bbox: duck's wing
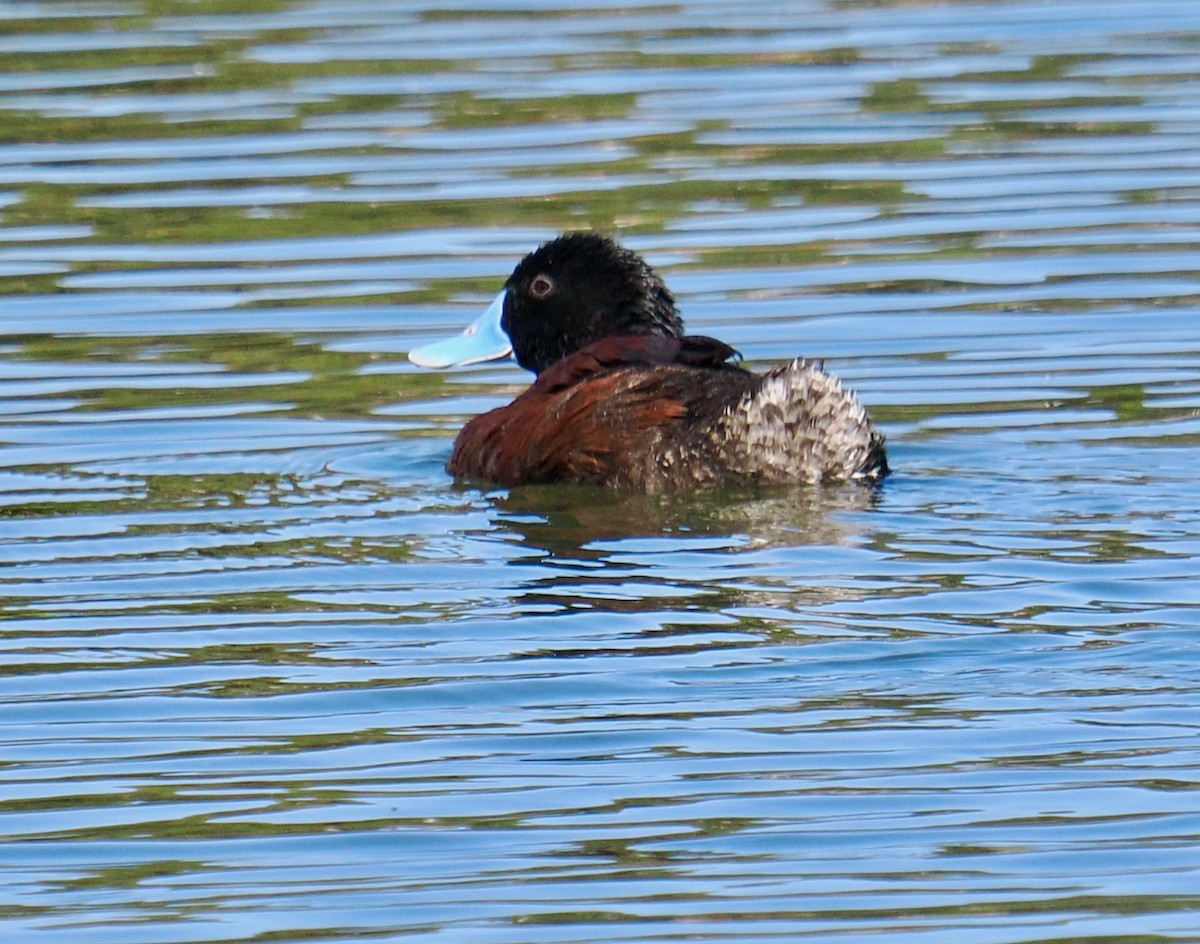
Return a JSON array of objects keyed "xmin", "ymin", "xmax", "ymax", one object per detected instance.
[
  {"xmin": 447, "ymin": 339, "xmax": 750, "ymax": 488},
  {"xmin": 528, "ymin": 333, "xmax": 738, "ymax": 395}
]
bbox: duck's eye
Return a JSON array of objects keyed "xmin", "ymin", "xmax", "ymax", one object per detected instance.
[{"xmin": 529, "ymin": 274, "xmax": 554, "ymax": 299}]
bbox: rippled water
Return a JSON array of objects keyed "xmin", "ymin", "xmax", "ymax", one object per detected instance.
[{"xmin": 3, "ymin": 1, "xmax": 1200, "ymax": 941}]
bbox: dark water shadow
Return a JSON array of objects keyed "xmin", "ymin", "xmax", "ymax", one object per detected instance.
[{"xmin": 484, "ymin": 479, "xmax": 885, "ymax": 559}]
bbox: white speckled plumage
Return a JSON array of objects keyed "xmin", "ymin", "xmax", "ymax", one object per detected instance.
[{"xmin": 714, "ymin": 359, "xmax": 884, "ymax": 485}]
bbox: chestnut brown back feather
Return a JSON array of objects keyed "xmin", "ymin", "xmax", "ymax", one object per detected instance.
[{"xmin": 449, "ymin": 366, "xmax": 696, "ymax": 486}]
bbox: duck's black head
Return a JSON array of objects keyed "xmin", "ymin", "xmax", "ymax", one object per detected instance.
[
  {"xmin": 409, "ymin": 232, "xmax": 683, "ymax": 376},
  {"xmin": 502, "ymin": 232, "xmax": 682, "ymax": 374}
]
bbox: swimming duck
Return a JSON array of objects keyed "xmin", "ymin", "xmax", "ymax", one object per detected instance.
[{"xmin": 409, "ymin": 232, "xmax": 887, "ymax": 491}]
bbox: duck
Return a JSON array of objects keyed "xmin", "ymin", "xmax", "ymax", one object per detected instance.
[{"xmin": 409, "ymin": 232, "xmax": 887, "ymax": 492}]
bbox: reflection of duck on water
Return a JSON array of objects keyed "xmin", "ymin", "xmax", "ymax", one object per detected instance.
[
  {"xmin": 411, "ymin": 232, "xmax": 887, "ymax": 492},
  {"xmin": 490, "ymin": 482, "xmax": 883, "ymax": 559},
  {"xmin": 479, "ymin": 485, "xmax": 884, "ymax": 632}
]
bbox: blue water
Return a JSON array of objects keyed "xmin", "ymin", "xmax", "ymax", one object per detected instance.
[{"xmin": 2, "ymin": 1, "xmax": 1200, "ymax": 941}]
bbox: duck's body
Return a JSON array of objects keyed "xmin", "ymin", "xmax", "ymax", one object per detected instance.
[{"xmin": 410, "ymin": 233, "xmax": 887, "ymax": 492}]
